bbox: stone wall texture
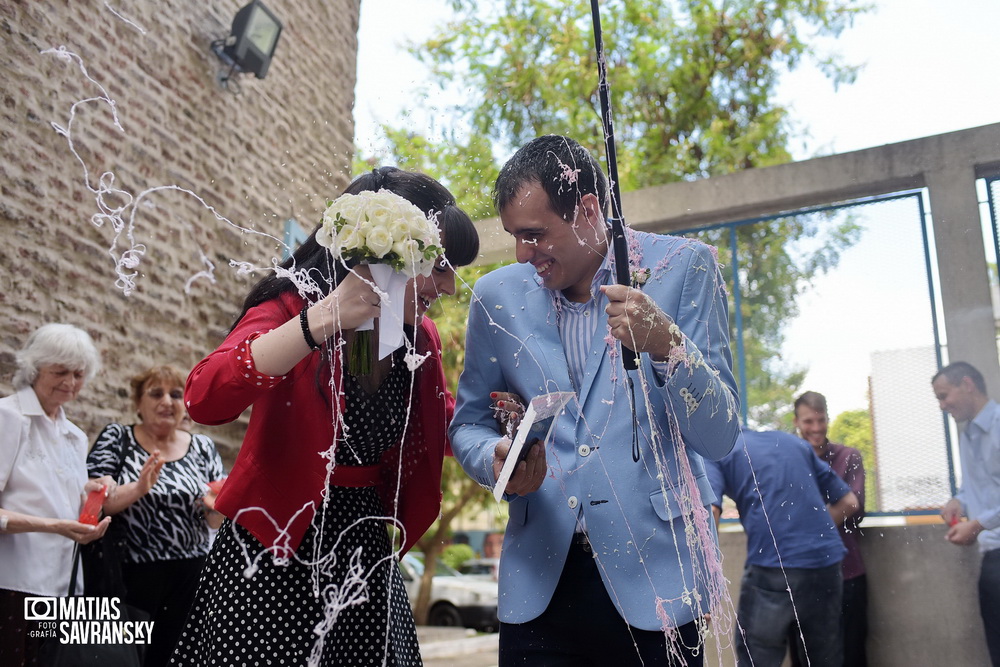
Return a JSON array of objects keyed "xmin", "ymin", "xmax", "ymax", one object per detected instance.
[{"xmin": 0, "ymin": 0, "xmax": 360, "ymax": 462}]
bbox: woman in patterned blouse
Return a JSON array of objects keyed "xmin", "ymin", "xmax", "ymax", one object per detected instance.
[{"xmin": 87, "ymin": 365, "xmax": 224, "ymax": 667}]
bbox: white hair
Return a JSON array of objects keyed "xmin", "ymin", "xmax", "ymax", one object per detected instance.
[{"xmin": 13, "ymin": 323, "xmax": 101, "ymax": 389}]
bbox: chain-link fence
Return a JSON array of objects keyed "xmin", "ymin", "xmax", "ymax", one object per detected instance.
[{"xmin": 683, "ymin": 192, "xmax": 954, "ymax": 514}]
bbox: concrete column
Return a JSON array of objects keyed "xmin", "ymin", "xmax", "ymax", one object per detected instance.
[{"xmin": 926, "ymin": 167, "xmax": 1000, "ymax": 395}]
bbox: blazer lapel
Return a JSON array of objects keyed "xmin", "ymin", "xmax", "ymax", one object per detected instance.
[
  {"xmin": 575, "ymin": 309, "xmax": 615, "ymax": 411},
  {"xmin": 523, "ymin": 286, "xmax": 575, "ymax": 399}
]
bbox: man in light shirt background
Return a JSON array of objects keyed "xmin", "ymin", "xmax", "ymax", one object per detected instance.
[{"xmin": 932, "ymin": 361, "xmax": 1000, "ymax": 667}]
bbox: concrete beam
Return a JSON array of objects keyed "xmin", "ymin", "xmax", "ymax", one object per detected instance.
[
  {"xmin": 474, "ymin": 123, "xmax": 1000, "ymax": 392},
  {"xmin": 477, "ymin": 123, "xmax": 1000, "ymax": 263}
]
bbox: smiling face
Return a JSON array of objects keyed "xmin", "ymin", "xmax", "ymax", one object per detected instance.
[
  {"xmin": 932, "ymin": 375, "xmax": 984, "ymax": 422},
  {"xmin": 500, "ymin": 181, "xmax": 608, "ymax": 303},
  {"xmin": 403, "ymin": 257, "xmax": 458, "ymax": 325},
  {"xmin": 136, "ymin": 380, "xmax": 185, "ymax": 433},
  {"xmin": 33, "ymin": 364, "xmax": 85, "ymax": 417},
  {"xmin": 793, "ymin": 404, "xmax": 829, "ymax": 452}
]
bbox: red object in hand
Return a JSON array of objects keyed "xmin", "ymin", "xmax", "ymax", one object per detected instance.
[
  {"xmin": 79, "ymin": 485, "xmax": 106, "ymax": 525},
  {"xmin": 949, "ymin": 516, "xmax": 960, "ymax": 527},
  {"xmin": 206, "ymin": 478, "xmax": 227, "ymax": 495}
]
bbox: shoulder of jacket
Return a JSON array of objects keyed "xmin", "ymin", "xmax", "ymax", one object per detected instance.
[
  {"xmin": 475, "ymin": 263, "xmax": 534, "ymax": 291},
  {"xmin": 641, "ymin": 232, "xmax": 714, "ymax": 261}
]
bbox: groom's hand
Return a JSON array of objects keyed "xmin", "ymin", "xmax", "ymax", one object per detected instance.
[
  {"xmin": 601, "ymin": 284, "xmax": 681, "ymax": 360},
  {"xmin": 493, "ymin": 437, "xmax": 546, "ymax": 496}
]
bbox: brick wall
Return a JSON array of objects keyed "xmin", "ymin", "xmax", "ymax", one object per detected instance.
[{"xmin": 0, "ymin": 0, "xmax": 360, "ymax": 462}]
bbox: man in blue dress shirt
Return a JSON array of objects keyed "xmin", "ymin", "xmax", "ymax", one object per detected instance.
[{"xmin": 705, "ymin": 429, "xmax": 859, "ymax": 667}]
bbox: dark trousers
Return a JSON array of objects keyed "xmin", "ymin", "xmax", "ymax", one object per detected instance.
[
  {"xmin": 737, "ymin": 563, "xmax": 842, "ymax": 667},
  {"xmin": 499, "ymin": 542, "xmax": 703, "ymax": 666},
  {"xmin": 0, "ymin": 589, "xmax": 41, "ymax": 667},
  {"xmin": 122, "ymin": 556, "xmax": 205, "ymax": 667},
  {"xmin": 841, "ymin": 574, "xmax": 868, "ymax": 667},
  {"xmin": 790, "ymin": 573, "xmax": 868, "ymax": 667},
  {"xmin": 981, "ymin": 548, "xmax": 1000, "ymax": 667}
]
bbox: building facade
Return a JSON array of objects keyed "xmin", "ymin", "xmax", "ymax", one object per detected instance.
[{"xmin": 0, "ymin": 0, "xmax": 360, "ymax": 457}]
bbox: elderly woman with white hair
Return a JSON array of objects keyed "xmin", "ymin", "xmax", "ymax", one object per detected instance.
[{"xmin": 0, "ymin": 323, "xmax": 113, "ymax": 666}]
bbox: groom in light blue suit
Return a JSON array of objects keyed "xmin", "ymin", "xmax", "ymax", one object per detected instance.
[{"xmin": 450, "ymin": 135, "xmax": 741, "ymax": 666}]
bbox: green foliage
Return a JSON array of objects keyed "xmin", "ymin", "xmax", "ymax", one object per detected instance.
[
  {"xmin": 356, "ymin": 130, "xmax": 498, "ymax": 221},
  {"xmin": 428, "ymin": 263, "xmax": 504, "ymax": 392},
  {"xmin": 829, "ymin": 408, "xmax": 878, "ymax": 511},
  {"xmin": 442, "ymin": 543, "xmax": 476, "ymax": 570},
  {"xmin": 410, "ymin": 262, "xmax": 510, "ymax": 622},
  {"xmin": 413, "ymin": 0, "xmax": 867, "ymax": 184},
  {"xmin": 366, "ymin": 0, "xmax": 870, "ymax": 429},
  {"xmin": 429, "ymin": 263, "xmax": 508, "ymax": 517},
  {"xmin": 701, "ymin": 210, "xmax": 863, "ymax": 427}
]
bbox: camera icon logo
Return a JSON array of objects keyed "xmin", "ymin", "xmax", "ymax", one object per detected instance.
[{"xmin": 24, "ymin": 597, "xmax": 57, "ymax": 621}]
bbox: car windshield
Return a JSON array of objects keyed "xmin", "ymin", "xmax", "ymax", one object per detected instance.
[
  {"xmin": 460, "ymin": 562, "xmax": 495, "ymax": 575},
  {"xmin": 404, "ymin": 554, "xmax": 461, "ymax": 577}
]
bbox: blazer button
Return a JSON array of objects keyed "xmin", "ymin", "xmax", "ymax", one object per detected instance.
[
  {"xmin": 567, "ymin": 496, "xmax": 579, "ymax": 509},
  {"xmin": 578, "ymin": 444, "xmax": 591, "ymax": 457}
]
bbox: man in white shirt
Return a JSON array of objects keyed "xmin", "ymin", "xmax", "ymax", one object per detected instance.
[{"xmin": 932, "ymin": 361, "xmax": 1000, "ymax": 666}]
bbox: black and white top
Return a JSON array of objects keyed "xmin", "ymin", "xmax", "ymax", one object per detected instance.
[{"xmin": 87, "ymin": 423, "xmax": 224, "ymax": 564}]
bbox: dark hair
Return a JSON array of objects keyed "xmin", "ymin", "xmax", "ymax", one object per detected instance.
[
  {"xmin": 438, "ymin": 203, "xmax": 479, "ymax": 268},
  {"xmin": 933, "ymin": 361, "xmax": 987, "ymax": 394},
  {"xmin": 233, "ymin": 167, "xmax": 478, "ymax": 329},
  {"xmin": 794, "ymin": 391, "xmax": 828, "ymax": 416},
  {"xmin": 493, "ymin": 135, "xmax": 608, "ymax": 222}
]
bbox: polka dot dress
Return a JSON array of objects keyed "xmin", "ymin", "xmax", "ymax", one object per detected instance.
[{"xmin": 170, "ymin": 351, "xmax": 421, "ymax": 666}]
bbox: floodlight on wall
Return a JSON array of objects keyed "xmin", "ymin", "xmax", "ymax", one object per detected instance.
[{"xmin": 210, "ymin": 0, "xmax": 282, "ymax": 88}]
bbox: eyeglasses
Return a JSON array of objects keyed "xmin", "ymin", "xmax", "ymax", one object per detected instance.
[{"xmin": 146, "ymin": 388, "xmax": 184, "ymax": 401}]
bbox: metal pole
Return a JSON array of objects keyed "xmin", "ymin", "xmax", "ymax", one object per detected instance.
[{"xmin": 590, "ymin": 0, "xmax": 638, "ymax": 371}]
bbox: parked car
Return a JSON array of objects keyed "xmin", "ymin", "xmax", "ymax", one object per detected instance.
[
  {"xmin": 399, "ymin": 553, "xmax": 499, "ymax": 632},
  {"xmin": 457, "ymin": 557, "xmax": 500, "ymax": 581}
]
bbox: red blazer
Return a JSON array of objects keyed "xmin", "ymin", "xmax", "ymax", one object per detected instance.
[{"xmin": 185, "ymin": 290, "xmax": 453, "ymax": 558}]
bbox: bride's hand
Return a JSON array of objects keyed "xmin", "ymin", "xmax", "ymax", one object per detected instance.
[{"xmin": 316, "ymin": 267, "xmax": 382, "ymax": 332}]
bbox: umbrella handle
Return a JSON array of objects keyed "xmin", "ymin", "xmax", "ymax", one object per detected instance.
[{"xmin": 591, "ymin": 0, "xmax": 638, "ymax": 371}]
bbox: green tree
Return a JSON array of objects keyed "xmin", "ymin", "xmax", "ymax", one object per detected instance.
[
  {"xmin": 355, "ymin": 131, "xmax": 498, "ymax": 221},
  {"xmin": 829, "ymin": 408, "xmax": 878, "ymax": 511},
  {"xmin": 442, "ymin": 543, "xmax": 476, "ymax": 570},
  {"xmin": 412, "ymin": 0, "xmax": 866, "ymax": 182},
  {"xmin": 382, "ymin": 0, "xmax": 868, "ymax": 427},
  {"xmin": 713, "ymin": 208, "xmax": 862, "ymax": 427}
]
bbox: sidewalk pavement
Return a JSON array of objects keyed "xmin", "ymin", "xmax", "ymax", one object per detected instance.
[{"xmin": 416, "ymin": 626, "xmax": 499, "ymax": 660}]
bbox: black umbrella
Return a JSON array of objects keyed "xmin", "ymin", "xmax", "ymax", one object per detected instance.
[
  {"xmin": 589, "ymin": 0, "xmax": 637, "ymax": 372},
  {"xmin": 590, "ymin": 0, "xmax": 640, "ymax": 461}
]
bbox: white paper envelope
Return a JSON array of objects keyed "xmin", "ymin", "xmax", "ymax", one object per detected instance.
[{"xmin": 493, "ymin": 391, "xmax": 575, "ymax": 502}]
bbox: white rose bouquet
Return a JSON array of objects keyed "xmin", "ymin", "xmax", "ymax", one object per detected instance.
[{"xmin": 316, "ymin": 189, "xmax": 443, "ymax": 375}]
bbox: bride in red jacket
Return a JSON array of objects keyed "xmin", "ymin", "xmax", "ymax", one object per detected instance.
[{"xmin": 172, "ymin": 167, "xmax": 479, "ymax": 667}]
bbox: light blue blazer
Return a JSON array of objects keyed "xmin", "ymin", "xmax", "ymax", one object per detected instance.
[{"xmin": 450, "ymin": 231, "xmax": 740, "ymax": 631}]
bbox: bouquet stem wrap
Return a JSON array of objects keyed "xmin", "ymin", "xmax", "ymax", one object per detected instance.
[{"xmin": 350, "ymin": 264, "xmax": 409, "ymax": 375}]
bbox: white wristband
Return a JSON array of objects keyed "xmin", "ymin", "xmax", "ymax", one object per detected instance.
[{"xmin": 0, "ymin": 515, "xmax": 8, "ymax": 532}]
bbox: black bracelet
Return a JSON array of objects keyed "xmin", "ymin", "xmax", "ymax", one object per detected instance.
[{"xmin": 299, "ymin": 306, "xmax": 322, "ymax": 351}]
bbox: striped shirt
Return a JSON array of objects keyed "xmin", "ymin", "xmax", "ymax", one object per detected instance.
[
  {"xmin": 553, "ymin": 251, "xmax": 677, "ymax": 393},
  {"xmin": 555, "ymin": 254, "xmax": 613, "ymax": 392}
]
